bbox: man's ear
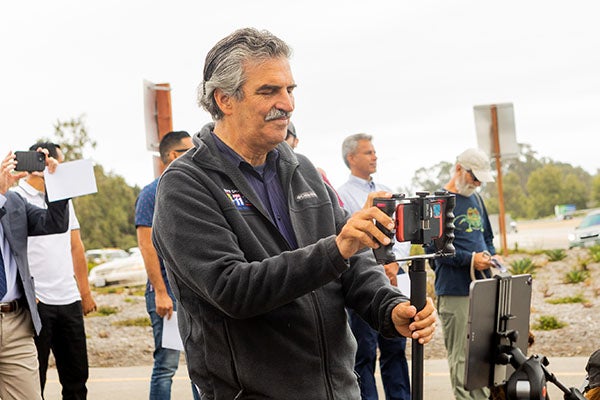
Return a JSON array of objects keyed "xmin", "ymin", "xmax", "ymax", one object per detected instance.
[{"xmin": 213, "ymin": 88, "xmax": 233, "ymax": 116}]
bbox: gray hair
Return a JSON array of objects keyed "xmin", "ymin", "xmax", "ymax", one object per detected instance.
[
  {"xmin": 197, "ymin": 28, "xmax": 292, "ymax": 120},
  {"xmin": 341, "ymin": 133, "xmax": 372, "ymax": 168}
]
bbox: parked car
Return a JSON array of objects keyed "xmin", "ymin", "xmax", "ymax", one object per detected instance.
[
  {"xmin": 568, "ymin": 210, "xmax": 600, "ymax": 248},
  {"xmin": 85, "ymin": 248, "xmax": 130, "ymax": 266},
  {"xmin": 89, "ymin": 254, "xmax": 147, "ymax": 287}
]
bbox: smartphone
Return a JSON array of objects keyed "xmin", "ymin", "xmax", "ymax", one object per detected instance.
[{"xmin": 14, "ymin": 151, "xmax": 46, "ymax": 172}]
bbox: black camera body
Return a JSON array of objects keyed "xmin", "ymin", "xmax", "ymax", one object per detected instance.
[
  {"xmin": 372, "ymin": 191, "xmax": 456, "ymax": 264},
  {"xmin": 14, "ymin": 151, "xmax": 46, "ymax": 172}
]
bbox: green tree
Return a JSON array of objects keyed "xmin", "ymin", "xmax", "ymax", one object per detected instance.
[
  {"xmin": 525, "ymin": 163, "xmax": 590, "ymax": 219},
  {"xmin": 50, "ymin": 116, "xmax": 138, "ymax": 250},
  {"xmin": 591, "ymin": 173, "xmax": 600, "ymax": 207},
  {"xmin": 73, "ymin": 165, "xmax": 140, "ymax": 250},
  {"xmin": 405, "ymin": 161, "xmax": 453, "ymax": 195},
  {"xmin": 53, "ymin": 114, "xmax": 97, "ymax": 161}
]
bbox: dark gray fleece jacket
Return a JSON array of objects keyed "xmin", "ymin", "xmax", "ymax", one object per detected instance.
[{"xmin": 152, "ymin": 123, "xmax": 409, "ymax": 400}]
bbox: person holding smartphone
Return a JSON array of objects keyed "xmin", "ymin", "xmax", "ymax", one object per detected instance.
[
  {"xmin": 0, "ymin": 149, "xmax": 69, "ymax": 400},
  {"xmin": 151, "ymin": 28, "xmax": 437, "ymax": 399},
  {"xmin": 12, "ymin": 142, "xmax": 96, "ymax": 399}
]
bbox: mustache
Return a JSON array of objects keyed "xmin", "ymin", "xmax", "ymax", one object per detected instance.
[{"xmin": 265, "ymin": 108, "xmax": 291, "ymax": 121}]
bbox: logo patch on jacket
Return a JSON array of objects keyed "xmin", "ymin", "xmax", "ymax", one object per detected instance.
[
  {"xmin": 224, "ymin": 188, "xmax": 253, "ymax": 210},
  {"xmin": 295, "ymin": 191, "xmax": 318, "ymax": 201}
]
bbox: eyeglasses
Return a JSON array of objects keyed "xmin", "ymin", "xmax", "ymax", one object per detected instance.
[{"xmin": 466, "ymin": 169, "xmax": 480, "ymax": 183}]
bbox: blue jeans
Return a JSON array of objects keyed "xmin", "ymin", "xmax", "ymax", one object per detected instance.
[
  {"xmin": 348, "ymin": 309, "xmax": 410, "ymax": 400},
  {"xmin": 146, "ymin": 290, "xmax": 200, "ymax": 400}
]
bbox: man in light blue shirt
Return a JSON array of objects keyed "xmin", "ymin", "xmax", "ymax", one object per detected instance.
[{"xmin": 337, "ymin": 133, "xmax": 411, "ymax": 400}]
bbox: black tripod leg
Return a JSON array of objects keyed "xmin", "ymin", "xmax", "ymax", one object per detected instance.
[{"xmin": 409, "ymin": 258, "xmax": 427, "ymax": 400}]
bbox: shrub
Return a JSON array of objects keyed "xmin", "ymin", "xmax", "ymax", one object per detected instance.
[
  {"xmin": 546, "ymin": 293, "xmax": 587, "ymax": 304},
  {"xmin": 93, "ymin": 286, "xmax": 125, "ymax": 295},
  {"xmin": 544, "ymin": 249, "xmax": 566, "ymax": 261},
  {"xmin": 564, "ymin": 269, "xmax": 590, "ymax": 284},
  {"xmin": 112, "ymin": 317, "xmax": 151, "ymax": 327},
  {"xmin": 532, "ymin": 315, "xmax": 566, "ymax": 331},
  {"xmin": 90, "ymin": 305, "xmax": 119, "ymax": 317},
  {"xmin": 589, "ymin": 245, "xmax": 600, "ymax": 262},
  {"xmin": 509, "ymin": 258, "xmax": 536, "ymax": 276}
]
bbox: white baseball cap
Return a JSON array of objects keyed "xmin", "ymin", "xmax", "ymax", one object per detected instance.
[{"xmin": 457, "ymin": 148, "xmax": 494, "ymax": 183}]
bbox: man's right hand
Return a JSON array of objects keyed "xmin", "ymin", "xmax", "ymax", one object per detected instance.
[
  {"xmin": 1, "ymin": 152, "xmax": 26, "ymax": 194},
  {"xmin": 155, "ymin": 291, "xmax": 174, "ymax": 319},
  {"xmin": 335, "ymin": 191, "xmax": 395, "ymax": 259}
]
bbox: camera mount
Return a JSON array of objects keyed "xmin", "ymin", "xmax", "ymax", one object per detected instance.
[
  {"xmin": 372, "ymin": 191, "xmax": 456, "ymax": 400},
  {"xmin": 467, "ymin": 274, "xmax": 586, "ymax": 400}
]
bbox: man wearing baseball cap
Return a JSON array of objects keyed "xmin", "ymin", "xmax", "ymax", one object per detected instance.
[{"xmin": 426, "ymin": 147, "xmax": 504, "ymax": 399}]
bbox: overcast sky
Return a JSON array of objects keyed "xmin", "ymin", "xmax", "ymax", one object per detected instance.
[{"xmin": 2, "ymin": 1, "xmax": 599, "ymax": 192}]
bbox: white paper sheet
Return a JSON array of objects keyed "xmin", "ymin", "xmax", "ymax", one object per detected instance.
[
  {"xmin": 397, "ymin": 273, "xmax": 411, "ymax": 298},
  {"xmin": 162, "ymin": 311, "xmax": 184, "ymax": 351},
  {"xmin": 44, "ymin": 159, "xmax": 97, "ymax": 202}
]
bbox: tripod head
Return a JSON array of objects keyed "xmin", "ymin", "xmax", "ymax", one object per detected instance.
[{"xmin": 466, "ymin": 274, "xmax": 586, "ymax": 400}]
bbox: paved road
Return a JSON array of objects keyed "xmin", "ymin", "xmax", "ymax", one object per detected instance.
[
  {"xmin": 44, "ymin": 218, "xmax": 589, "ymax": 399},
  {"xmin": 44, "ymin": 356, "xmax": 589, "ymax": 399},
  {"xmin": 494, "ymin": 217, "xmax": 581, "ymax": 251}
]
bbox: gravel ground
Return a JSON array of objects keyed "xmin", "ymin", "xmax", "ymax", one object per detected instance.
[{"xmin": 83, "ymin": 248, "xmax": 600, "ymax": 368}]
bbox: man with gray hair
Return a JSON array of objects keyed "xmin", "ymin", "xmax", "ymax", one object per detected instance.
[
  {"xmin": 338, "ymin": 133, "xmax": 411, "ymax": 400},
  {"xmin": 152, "ymin": 28, "xmax": 437, "ymax": 399}
]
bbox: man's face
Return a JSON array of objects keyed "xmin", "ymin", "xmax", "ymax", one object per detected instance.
[
  {"xmin": 348, "ymin": 139, "xmax": 377, "ymax": 179},
  {"xmin": 455, "ymin": 165, "xmax": 480, "ymax": 197},
  {"xmin": 167, "ymin": 137, "xmax": 194, "ymax": 165},
  {"xmin": 227, "ymin": 57, "xmax": 296, "ymax": 152}
]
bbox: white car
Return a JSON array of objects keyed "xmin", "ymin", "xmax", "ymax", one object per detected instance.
[
  {"xmin": 85, "ymin": 248, "xmax": 130, "ymax": 266},
  {"xmin": 568, "ymin": 210, "xmax": 600, "ymax": 248},
  {"xmin": 89, "ymin": 254, "xmax": 147, "ymax": 287}
]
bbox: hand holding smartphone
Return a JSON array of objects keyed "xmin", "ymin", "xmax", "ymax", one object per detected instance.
[{"xmin": 14, "ymin": 151, "xmax": 46, "ymax": 172}]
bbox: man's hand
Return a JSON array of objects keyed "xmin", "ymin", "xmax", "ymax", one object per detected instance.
[
  {"xmin": 0, "ymin": 152, "xmax": 26, "ymax": 194},
  {"xmin": 473, "ymin": 251, "xmax": 505, "ymax": 271},
  {"xmin": 391, "ymin": 297, "xmax": 437, "ymax": 344},
  {"xmin": 80, "ymin": 292, "xmax": 97, "ymax": 315},
  {"xmin": 42, "ymin": 148, "xmax": 59, "ymax": 174},
  {"xmin": 335, "ymin": 191, "xmax": 394, "ymax": 259},
  {"xmin": 384, "ymin": 262, "xmax": 399, "ymax": 286},
  {"xmin": 155, "ymin": 291, "xmax": 174, "ymax": 319}
]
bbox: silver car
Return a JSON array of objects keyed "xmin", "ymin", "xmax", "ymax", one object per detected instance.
[
  {"xmin": 568, "ymin": 210, "xmax": 600, "ymax": 248},
  {"xmin": 89, "ymin": 254, "xmax": 147, "ymax": 287}
]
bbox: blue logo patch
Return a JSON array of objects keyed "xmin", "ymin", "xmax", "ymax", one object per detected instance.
[{"xmin": 224, "ymin": 189, "xmax": 253, "ymax": 211}]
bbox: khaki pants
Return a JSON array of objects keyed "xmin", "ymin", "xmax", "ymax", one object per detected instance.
[
  {"xmin": 438, "ymin": 295, "xmax": 489, "ymax": 400},
  {"xmin": 0, "ymin": 307, "xmax": 42, "ymax": 400}
]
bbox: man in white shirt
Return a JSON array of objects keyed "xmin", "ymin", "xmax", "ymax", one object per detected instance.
[
  {"xmin": 337, "ymin": 133, "xmax": 411, "ymax": 400},
  {"xmin": 12, "ymin": 142, "xmax": 96, "ymax": 399}
]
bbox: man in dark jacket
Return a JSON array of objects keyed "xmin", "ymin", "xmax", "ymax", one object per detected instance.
[
  {"xmin": 0, "ymin": 150, "xmax": 69, "ymax": 400},
  {"xmin": 152, "ymin": 27, "xmax": 437, "ymax": 400}
]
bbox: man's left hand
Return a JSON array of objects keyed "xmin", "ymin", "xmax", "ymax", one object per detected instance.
[
  {"xmin": 391, "ymin": 297, "xmax": 437, "ymax": 344},
  {"xmin": 81, "ymin": 292, "xmax": 97, "ymax": 315}
]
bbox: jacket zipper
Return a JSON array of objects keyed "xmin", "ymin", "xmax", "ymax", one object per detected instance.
[{"xmin": 310, "ymin": 291, "xmax": 335, "ymax": 400}]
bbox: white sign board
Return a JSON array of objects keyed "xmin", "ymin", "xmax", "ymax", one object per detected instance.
[
  {"xmin": 45, "ymin": 159, "xmax": 98, "ymax": 202},
  {"xmin": 473, "ymin": 103, "xmax": 519, "ymax": 159}
]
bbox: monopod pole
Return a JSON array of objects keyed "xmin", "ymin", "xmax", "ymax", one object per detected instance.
[{"xmin": 409, "ymin": 258, "xmax": 427, "ymax": 400}]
